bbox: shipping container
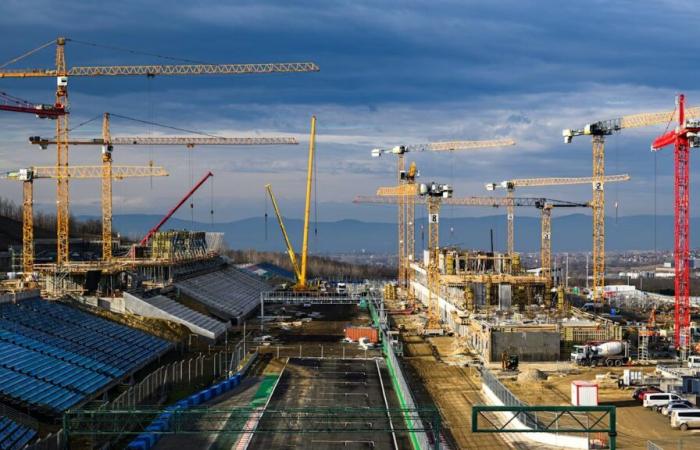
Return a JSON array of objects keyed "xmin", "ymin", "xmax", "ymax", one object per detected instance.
[
  {"xmin": 571, "ymin": 381, "xmax": 598, "ymax": 406},
  {"xmin": 345, "ymin": 326, "xmax": 379, "ymax": 344}
]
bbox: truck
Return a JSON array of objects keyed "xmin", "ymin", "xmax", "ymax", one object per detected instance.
[{"xmin": 571, "ymin": 340, "xmax": 630, "ymax": 367}]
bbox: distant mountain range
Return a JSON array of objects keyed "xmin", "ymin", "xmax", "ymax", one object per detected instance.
[{"xmin": 76, "ymin": 213, "xmax": 698, "ymax": 254}]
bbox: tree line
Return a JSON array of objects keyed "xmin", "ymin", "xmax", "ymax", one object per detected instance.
[
  {"xmin": 0, "ymin": 196, "xmax": 105, "ymax": 237},
  {"xmin": 226, "ymin": 249, "xmax": 394, "ymax": 280}
]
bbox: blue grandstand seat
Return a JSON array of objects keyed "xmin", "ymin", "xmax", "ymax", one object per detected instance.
[
  {"xmin": 0, "ymin": 299, "xmax": 173, "ymax": 414},
  {"xmin": 0, "ymin": 416, "xmax": 37, "ymax": 450}
]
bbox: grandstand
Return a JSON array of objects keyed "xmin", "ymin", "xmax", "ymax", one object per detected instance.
[
  {"xmin": 175, "ymin": 265, "xmax": 271, "ymax": 324},
  {"xmin": 124, "ymin": 292, "xmax": 228, "ymax": 341},
  {"xmin": 0, "ymin": 298, "xmax": 173, "ymax": 414},
  {"xmin": 0, "ymin": 416, "xmax": 36, "ymax": 450}
]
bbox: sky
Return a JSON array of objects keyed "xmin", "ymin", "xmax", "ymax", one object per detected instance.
[{"xmin": 0, "ymin": 0, "xmax": 697, "ymax": 225}]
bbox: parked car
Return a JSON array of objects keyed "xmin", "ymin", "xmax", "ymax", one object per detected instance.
[
  {"xmin": 662, "ymin": 400, "xmax": 694, "ymax": 416},
  {"xmin": 341, "ymin": 337, "xmax": 354, "ymax": 344},
  {"xmin": 643, "ymin": 392, "xmax": 682, "ymax": 409},
  {"xmin": 633, "ymin": 386, "xmax": 662, "ymax": 401},
  {"xmin": 358, "ymin": 337, "xmax": 375, "ymax": 350},
  {"xmin": 671, "ymin": 409, "xmax": 700, "ymax": 431}
]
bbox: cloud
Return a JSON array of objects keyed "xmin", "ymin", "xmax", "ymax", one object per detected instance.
[{"xmin": 0, "ymin": 1, "xmax": 697, "ymax": 222}]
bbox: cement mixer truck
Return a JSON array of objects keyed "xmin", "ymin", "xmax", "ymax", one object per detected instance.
[{"xmin": 571, "ymin": 340, "xmax": 630, "ymax": 367}]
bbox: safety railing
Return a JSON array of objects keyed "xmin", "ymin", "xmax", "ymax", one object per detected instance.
[{"xmin": 368, "ymin": 291, "xmax": 435, "ymax": 450}]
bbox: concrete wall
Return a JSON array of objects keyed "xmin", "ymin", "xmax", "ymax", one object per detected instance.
[
  {"xmin": 490, "ymin": 331, "xmax": 560, "ymax": 363},
  {"xmin": 0, "ymin": 290, "xmax": 40, "ymax": 304}
]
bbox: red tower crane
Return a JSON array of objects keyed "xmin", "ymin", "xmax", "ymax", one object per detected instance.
[
  {"xmin": 0, "ymin": 91, "xmax": 65, "ymax": 117},
  {"xmin": 651, "ymin": 94, "xmax": 699, "ymax": 356}
]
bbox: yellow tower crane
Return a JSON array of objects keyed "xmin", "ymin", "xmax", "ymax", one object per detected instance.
[
  {"xmin": 0, "ymin": 36, "xmax": 319, "ymax": 266},
  {"xmin": 2, "ymin": 165, "xmax": 167, "ymax": 276},
  {"xmin": 265, "ymin": 116, "xmax": 317, "ymax": 290},
  {"xmin": 484, "ymin": 174, "xmax": 630, "ymax": 255},
  {"xmin": 563, "ymin": 105, "xmax": 700, "ymax": 303},
  {"xmin": 31, "ymin": 114, "xmax": 299, "ymax": 261},
  {"xmin": 371, "ymin": 138, "xmax": 515, "ymax": 294}
]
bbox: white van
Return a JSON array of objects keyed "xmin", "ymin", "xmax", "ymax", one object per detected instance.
[
  {"xmin": 671, "ymin": 409, "xmax": 700, "ymax": 431},
  {"xmin": 688, "ymin": 356, "xmax": 700, "ymax": 369},
  {"xmin": 643, "ymin": 393, "xmax": 682, "ymax": 409}
]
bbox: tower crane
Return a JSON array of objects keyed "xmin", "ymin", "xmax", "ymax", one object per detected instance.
[
  {"xmin": 1, "ymin": 165, "xmax": 167, "ymax": 275},
  {"xmin": 265, "ymin": 116, "xmax": 317, "ymax": 290},
  {"xmin": 0, "ymin": 36, "xmax": 319, "ymax": 266},
  {"xmin": 0, "ymin": 90, "xmax": 66, "ymax": 277},
  {"xmin": 371, "ymin": 138, "xmax": 515, "ymax": 293},
  {"xmin": 355, "ymin": 192, "xmax": 588, "ymax": 329},
  {"xmin": 31, "ymin": 113, "xmax": 299, "ymax": 261},
  {"xmin": 650, "ymin": 94, "xmax": 700, "ymax": 357},
  {"xmin": 484, "ymin": 174, "xmax": 630, "ymax": 254},
  {"xmin": 563, "ymin": 104, "xmax": 700, "ymax": 304}
]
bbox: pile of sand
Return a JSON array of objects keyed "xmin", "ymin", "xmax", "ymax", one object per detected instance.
[{"xmin": 517, "ymin": 368, "xmax": 548, "ymax": 383}]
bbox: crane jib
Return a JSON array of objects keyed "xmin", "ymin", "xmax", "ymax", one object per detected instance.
[{"xmin": 0, "ymin": 63, "xmax": 320, "ymax": 78}]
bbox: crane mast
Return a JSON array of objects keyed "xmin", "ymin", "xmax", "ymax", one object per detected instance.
[
  {"xmin": 300, "ymin": 116, "xmax": 317, "ymax": 289},
  {"xmin": 31, "ymin": 116, "xmax": 299, "ymax": 262},
  {"xmin": 0, "ymin": 36, "xmax": 318, "ymax": 266},
  {"xmin": 563, "ymin": 103, "xmax": 699, "ymax": 304},
  {"xmin": 2, "ymin": 165, "xmax": 168, "ymax": 275},
  {"xmin": 485, "ymin": 174, "xmax": 630, "ymax": 255},
  {"xmin": 651, "ymin": 94, "xmax": 700, "ymax": 358},
  {"xmin": 371, "ymin": 138, "xmax": 515, "ymax": 298}
]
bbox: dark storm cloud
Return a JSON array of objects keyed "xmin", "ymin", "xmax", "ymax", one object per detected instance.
[{"xmin": 0, "ymin": 0, "xmax": 696, "ymax": 220}]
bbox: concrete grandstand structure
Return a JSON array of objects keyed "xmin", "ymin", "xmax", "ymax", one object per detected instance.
[
  {"xmin": 124, "ymin": 292, "xmax": 228, "ymax": 341},
  {"xmin": 175, "ymin": 265, "xmax": 271, "ymax": 324}
]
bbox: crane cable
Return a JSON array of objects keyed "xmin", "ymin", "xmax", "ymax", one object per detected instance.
[
  {"xmin": 313, "ymin": 135, "xmax": 319, "ymax": 239},
  {"xmin": 210, "ymin": 175, "xmax": 214, "ymax": 227},
  {"xmin": 0, "ymin": 39, "xmax": 55, "ymax": 68},
  {"xmin": 67, "ymin": 38, "xmax": 211, "ymax": 65},
  {"xmin": 147, "ymin": 74, "xmax": 154, "ymax": 190},
  {"xmin": 264, "ymin": 187, "xmax": 268, "ymax": 242}
]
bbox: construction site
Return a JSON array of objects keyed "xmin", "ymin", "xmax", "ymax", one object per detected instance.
[{"xmin": 0, "ymin": 16, "xmax": 700, "ymax": 450}]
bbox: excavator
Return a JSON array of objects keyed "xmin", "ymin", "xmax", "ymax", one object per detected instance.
[{"xmin": 265, "ymin": 116, "xmax": 317, "ymax": 291}]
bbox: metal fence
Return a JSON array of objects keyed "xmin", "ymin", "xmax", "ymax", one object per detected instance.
[
  {"xmin": 23, "ymin": 430, "xmax": 65, "ymax": 450},
  {"xmin": 255, "ymin": 343, "xmax": 382, "ymax": 359},
  {"xmin": 480, "ymin": 368, "xmax": 541, "ymax": 430},
  {"xmin": 367, "ymin": 291, "xmax": 434, "ymax": 450},
  {"xmin": 102, "ymin": 339, "xmax": 249, "ymax": 410}
]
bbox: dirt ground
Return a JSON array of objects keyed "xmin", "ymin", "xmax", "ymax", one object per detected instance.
[
  {"xmin": 403, "ymin": 334, "xmax": 553, "ymax": 450},
  {"xmin": 502, "ymin": 366, "xmax": 700, "ymax": 448}
]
